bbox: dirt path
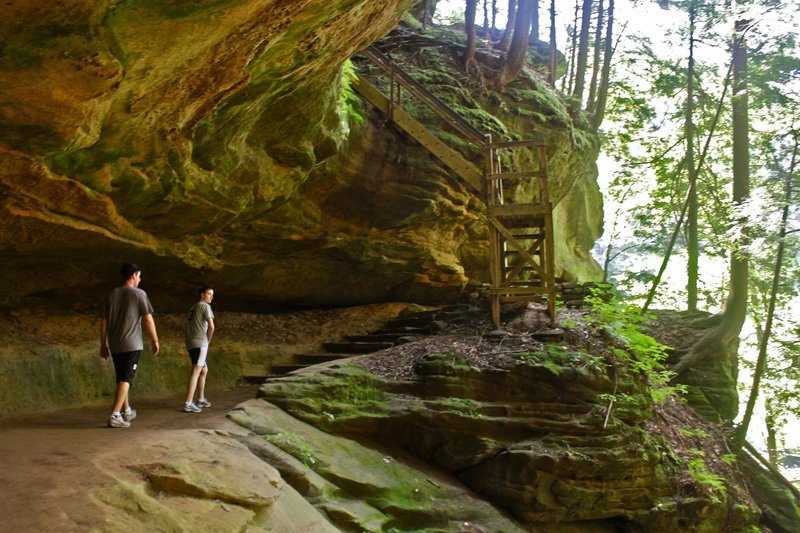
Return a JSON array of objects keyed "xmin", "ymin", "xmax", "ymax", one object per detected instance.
[{"xmin": 0, "ymin": 383, "xmax": 261, "ymax": 532}]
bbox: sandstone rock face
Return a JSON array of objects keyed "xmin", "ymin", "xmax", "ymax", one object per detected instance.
[
  {"xmin": 251, "ymin": 348, "xmax": 758, "ymax": 531},
  {"xmin": 1, "ymin": 1, "xmax": 601, "ymax": 313}
]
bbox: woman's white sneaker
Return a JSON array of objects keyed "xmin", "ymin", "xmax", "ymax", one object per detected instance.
[
  {"xmin": 108, "ymin": 413, "xmax": 131, "ymax": 428},
  {"xmin": 183, "ymin": 402, "xmax": 202, "ymax": 413}
]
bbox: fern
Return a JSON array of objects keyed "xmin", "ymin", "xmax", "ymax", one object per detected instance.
[{"xmin": 586, "ymin": 285, "xmax": 684, "ymax": 404}]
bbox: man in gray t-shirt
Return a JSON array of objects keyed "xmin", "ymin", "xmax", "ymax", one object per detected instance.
[{"xmin": 100, "ymin": 264, "xmax": 159, "ymax": 428}]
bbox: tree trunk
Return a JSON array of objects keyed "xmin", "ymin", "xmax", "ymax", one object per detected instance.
[
  {"xmin": 592, "ymin": 0, "xmax": 614, "ymax": 128},
  {"xmin": 586, "ymin": 0, "xmax": 604, "ymax": 114},
  {"xmin": 548, "ymin": 0, "xmax": 557, "ymax": 85},
  {"xmin": 571, "ymin": 0, "xmax": 594, "ymax": 107},
  {"xmin": 726, "ymin": 16, "xmax": 751, "ymax": 339},
  {"xmin": 464, "ymin": 0, "xmax": 479, "ymax": 70},
  {"xmin": 642, "ymin": 61, "xmax": 731, "ymax": 313},
  {"xmin": 564, "ymin": 0, "xmax": 580, "ymax": 93},
  {"xmin": 496, "ymin": 0, "xmax": 533, "ymax": 88},
  {"xmin": 670, "ymin": 17, "xmax": 750, "ymax": 377},
  {"xmin": 766, "ymin": 403, "xmax": 779, "ymax": 467},
  {"xmin": 737, "ymin": 136, "xmax": 796, "ymax": 446},
  {"xmin": 687, "ymin": 2, "xmax": 699, "ymax": 311},
  {"xmin": 410, "ymin": 0, "xmax": 438, "ymax": 27},
  {"xmin": 531, "ymin": 0, "xmax": 540, "ymax": 42},
  {"xmin": 499, "ymin": 0, "xmax": 516, "ymax": 52}
]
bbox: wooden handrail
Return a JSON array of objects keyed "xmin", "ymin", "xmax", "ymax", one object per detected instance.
[{"xmin": 360, "ymin": 46, "xmax": 487, "ymax": 147}]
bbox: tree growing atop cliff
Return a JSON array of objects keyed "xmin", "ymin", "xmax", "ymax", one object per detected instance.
[
  {"xmin": 671, "ymin": 12, "xmax": 751, "ymax": 378},
  {"xmin": 495, "ymin": 0, "xmax": 534, "ymax": 88}
]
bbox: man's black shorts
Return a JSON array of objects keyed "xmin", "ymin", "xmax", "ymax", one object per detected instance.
[{"xmin": 111, "ymin": 350, "xmax": 142, "ymax": 383}]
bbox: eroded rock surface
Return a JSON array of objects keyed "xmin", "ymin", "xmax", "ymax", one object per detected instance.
[
  {"xmin": 244, "ymin": 308, "xmax": 761, "ymax": 532},
  {"xmin": 1, "ymin": 2, "xmax": 601, "ymax": 314}
]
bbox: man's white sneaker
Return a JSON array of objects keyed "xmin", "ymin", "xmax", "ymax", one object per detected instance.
[
  {"xmin": 183, "ymin": 403, "xmax": 202, "ymax": 413},
  {"xmin": 123, "ymin": 408, "xmax": 137, "ymax": 422},
  {"xmin": 197, "ymin": 399, "xmax": 211, "ymax": 408},
  {"xmin": 108, "ymin": 413, "xmax": 131, "ymax": 428}
]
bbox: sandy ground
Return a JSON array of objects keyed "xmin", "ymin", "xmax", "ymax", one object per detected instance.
[{"xmin": 0, "ymin": 383, "xmax": 261, "ymax": 532}]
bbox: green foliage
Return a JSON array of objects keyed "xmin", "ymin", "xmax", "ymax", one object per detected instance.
[
  {"xmin": 429, "ymin": 348, "xmax": 478, "ymax": 371},
  {"xmin": 264, "ymin": 431, "xmax": 318, "ymax": 469},
  {"xmin": 586, "ymin": 286, "xmax": 686, "ymax": 403},
  {"xmin": 686, "ymin": 450, "xmax": 727, "ymax": 505},
  {"xmin": 516, "ymin": 345, "xmax": 606, "ymax": 375},
  {"xmin": 331, "ymin": 373, "xmax": 385, "ymax": 406},
  {"xmin": 680, "ymin": 427, "xmax": 711, "ymax": 439},
  {"xmin": 597, "ymin": 391, "xmax": 650, "ymax": 417},
  {"xmin": 340, "ymin": 59, "xmax": 365, "ymax": 126},
  {"xmin": 437, "ymin": 397, "xmax": 485, "ymax": 418}
]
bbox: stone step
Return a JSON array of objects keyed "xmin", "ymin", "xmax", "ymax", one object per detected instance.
[
  {"xmin": 322, "ymin": 341, "xmax": 394, "ymax": 354},
  {"xmin": 396, "ymin": 308, "xmax": 441, "ymax": 319},
  {"xmin": 375, "ymin": 325, "xmax": 430, "ymax": 335},
  {"xmin": 295, "ymin": 352, "xmax": 351, "ymax": 364},
  {"xmin": 345, "ymin": 333, "xmax": 410, "ymax": 343},
  {"xmin": 531, "ymin": 328, "xmax": 564, "ymax": 341},
  {"xmin": 268, "ymin": 364, "xmax": 307, "ymax": 375},
  {"xmin": 384, "ymin": 315, "xmax": 438, "ymax": 328},
  {"xmin": 240, "ymin": 375, "xmax": 268, "ymax": 384}
]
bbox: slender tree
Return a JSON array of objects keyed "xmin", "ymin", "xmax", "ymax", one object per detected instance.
[
  {"xmin": 672, "ymin": 15, "xmax": 751, "ymax": 377},
  {"xmin": 593, "ymin": 0, "xmax": 614, "ymax": 128},
  {"xmin": 531, "ymin": 0, "xmax": 540, "ymax": 42},
  {"xmin": 564, "ymin": 0, "xmax": 580, "ymax": 94},
  {"xmin": 548, "ymin": 0, "xmax": 557, "ymax": 85},
  {"xmin": 464, "ymin": 0, "xmax": 479, "ymax": 70},
  {"xmin": 499, "ymin": 0, "xmax": 517, "ymax": 51},
  {"xmin": 572, "ymin": 0, "xmax": 594, "ymax": 107},
  {"xmin": 586, "ymin": 0, "xmax": 605, "ymax": 114},
  {"xmin": 496, "ymin": 0, "xmax": 533, "ymax": 88},
  {"xmin": 737, "ymin": 135, "xmax": 797, "ymax": 445},
  {"xmin": 642, "ymin": 60, "xmax": 733, "ymax": 312},
  {"xmin": 686, "ymin": 0, "xmax": 699, "ymax": 311}
]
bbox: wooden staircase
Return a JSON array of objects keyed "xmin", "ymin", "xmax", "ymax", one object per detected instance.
[{"xmin": 354, "ymin": 46, "xmax": 556, "ymax": 328}]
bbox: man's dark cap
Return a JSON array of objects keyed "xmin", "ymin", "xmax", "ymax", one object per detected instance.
[{"xmin": 120, "ymin": 263, "xmax": 140, "ymax": 280}]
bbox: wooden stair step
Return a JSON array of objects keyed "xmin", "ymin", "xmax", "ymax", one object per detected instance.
[
  {"xmin": 489, "ymin": 204, "xmax": 550, "ymax": 217},
  {"xmin": 508, "ymin": 233, "xmax": 544, "ymax": 239}
]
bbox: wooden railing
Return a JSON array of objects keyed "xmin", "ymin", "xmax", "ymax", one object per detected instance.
[{"xmin": 354, "ymin": 45, "xmax": 556, "ymax": 326}]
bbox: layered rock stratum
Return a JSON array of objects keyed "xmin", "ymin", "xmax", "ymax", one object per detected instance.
[{"xmin": 0, "ymin": 1, "xmax": 601, "ymax": 314}]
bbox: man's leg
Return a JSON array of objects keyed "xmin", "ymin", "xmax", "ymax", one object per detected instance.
[
  {"xmin": 112, "ymin": 381, "xmax": 130, "ymax": 413},
  {"xmin": 197, "ymin": 365, "xmax": 208, "ymax": 401},
  {"xmin": 185, "ymin": 365, "xmax": 202, "ymax": 404}
]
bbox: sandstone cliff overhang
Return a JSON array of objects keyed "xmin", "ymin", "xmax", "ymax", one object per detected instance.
[{"xmin": 1, "ymin": 2, "xmax": 601, "ymax": 313}]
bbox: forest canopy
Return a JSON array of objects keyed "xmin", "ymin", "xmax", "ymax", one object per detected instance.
[{"xmin": 413, "ymin": 0, "xmax": 800, "ymax": 477}]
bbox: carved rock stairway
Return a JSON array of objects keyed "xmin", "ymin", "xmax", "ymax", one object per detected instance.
[{"xmin": 260, "ymin": 305, "xmax": 481, "ymax": 379}]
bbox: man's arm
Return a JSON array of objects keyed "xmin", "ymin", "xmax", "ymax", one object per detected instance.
[
  {"xmin": 143, "ymin": 313, "xmax": 160, "ymax": 356},
  {"xmin": 99, "ymin": 318, "xmax": 109, "ymax": 359},
  {"xmin": 207, "ymin": 318, "xmax": 215, "ymax": 343}
]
